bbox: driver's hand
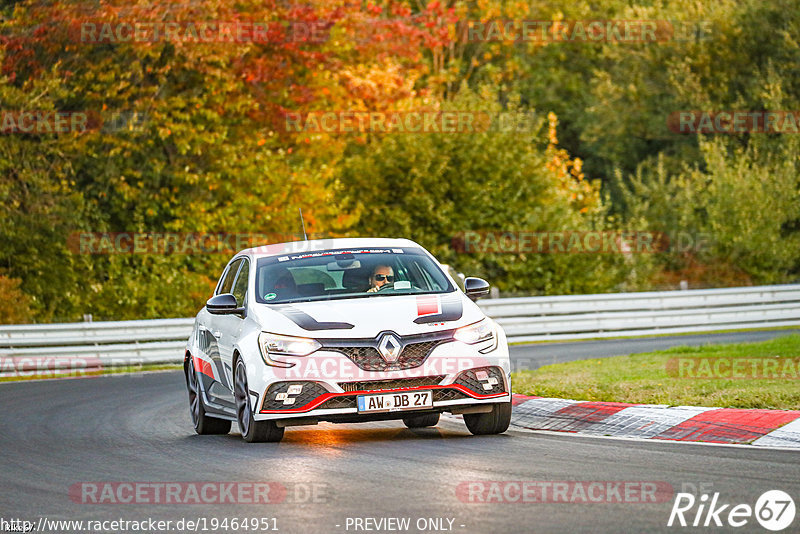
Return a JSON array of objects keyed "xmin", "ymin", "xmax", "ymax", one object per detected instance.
[{"xmin": 367, "ymin": 285, "xmax": 379, "ymax": 293}]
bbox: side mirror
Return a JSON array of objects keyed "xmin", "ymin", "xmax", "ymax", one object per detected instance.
[
  {"xmin": 206, "ymin": 293, "xmax": 245, "ymax": 315},
  {"xmin": 464, "ymin": 277, "xmax": 490, "ymax": 301}
]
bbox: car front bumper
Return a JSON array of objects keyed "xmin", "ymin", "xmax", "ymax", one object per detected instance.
[{"xmin": 253, "ymin": 364, "xmax": 511, "ymax": 422}]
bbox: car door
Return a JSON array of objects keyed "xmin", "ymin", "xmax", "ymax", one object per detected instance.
[{"xmin": 215, "ymin": 257, "xmax": 249, "ymax": 391}]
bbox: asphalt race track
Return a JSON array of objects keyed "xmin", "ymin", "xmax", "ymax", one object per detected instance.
[
  {"xmin": 2, "ymin": 332, "xmax": 799, "ymax": 533},
  {"xmin": 509, "ymin": 329, "xmax": 800, "ymax": 371}
]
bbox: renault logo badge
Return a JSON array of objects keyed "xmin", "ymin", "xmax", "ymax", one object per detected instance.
[{"xmin": 377, "ymin": 334, "xmax": 402, "ymax": 363}]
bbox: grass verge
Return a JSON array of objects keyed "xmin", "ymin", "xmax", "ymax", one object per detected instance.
[
  {"xmin": 512, "ymin": 334, "xmax": 800, "ymax": 410},
  {"xmin": 508, "ymin": 325, "xmax": 800, "ymax": 345}
]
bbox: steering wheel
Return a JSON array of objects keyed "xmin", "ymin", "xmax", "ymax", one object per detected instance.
[{"xmin": 377, "ymin": 281, "xmax": 422, "ymax": 292}]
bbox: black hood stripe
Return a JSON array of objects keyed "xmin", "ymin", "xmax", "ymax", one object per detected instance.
[{"xmin": 275, "ymin": 305, "xmax": 354, "ymax": 331}]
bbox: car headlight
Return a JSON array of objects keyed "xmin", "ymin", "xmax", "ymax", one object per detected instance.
[
  {"xmin": 454, "ymin": 319, "xmax": 495, "ymax": 344},
  {"xmin": 258, "ymin": 332, "xmax": 321, "ymax": 368}
]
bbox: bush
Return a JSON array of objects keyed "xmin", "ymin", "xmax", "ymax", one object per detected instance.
[
  {"xmin": 0, "ymin": 275, "xmax": 34, "ymax": 324},
  {"xmin": 334, "ymin": 87, "xmax": 639, "ymax": 294},
  {"xmin": 615, "ymin": 136, "xmax": 800, "ymax": 287}
]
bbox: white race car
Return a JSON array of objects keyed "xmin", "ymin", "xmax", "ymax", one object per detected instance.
[{"xmin": 184, "ymin": 238, "xmax": 512, "ymax": 442}]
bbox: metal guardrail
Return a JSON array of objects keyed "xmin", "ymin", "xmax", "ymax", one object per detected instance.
[
  {"xmin": 479, "ymin": 284, "xmax": 800, "ymax": 342},
  {"xmin": 0, "ymin": 319, "xmax": 193, "ymax": 377},
  {"xmin": 1, "ymin": 284, "xmax": 799, "ymax": 376}
]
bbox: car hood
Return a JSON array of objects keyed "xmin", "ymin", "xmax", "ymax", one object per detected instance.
[{"xmin": 251, "ymin": 292, "xmax": 483, "ymax": 338}]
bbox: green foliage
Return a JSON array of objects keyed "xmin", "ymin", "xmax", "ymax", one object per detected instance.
[
  {"xmin": 2, "ymin": 0, "xmax": 799, "ymax": 322},
  {"xmin": 334, "ymin": 87, "xmax": 636, "ymax": 294},
  {"xmin": 615, "ymin": 136, "xmax": 800, "ymax": 285},
  {"xmin": 462, "ymin": 0, "xmax": 800, "ymax": 288}
]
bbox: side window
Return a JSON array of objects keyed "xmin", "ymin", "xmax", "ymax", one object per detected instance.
[
  {"xmin": 214, "ymin": 266, "xmax": 230, "ymax": 295},
  {"xmin": 231, "ymin": 259, "xmax": 249, "ymax": 307},
  {"xmin": 217, "ymin": 259, "xmax": 242, "ymax": 295},
  {"xmin": 444, "ymin": 264, "xmax": 465, "ymax": 292}
]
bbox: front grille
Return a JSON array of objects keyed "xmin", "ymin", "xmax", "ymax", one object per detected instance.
[
  {"xmin": 338, "ymin": 376, "xmax": 446, "ymax": 393},
  {"xmin": 317, "ymin": 387, "xmax": 468, "ymax": 410},
  {"xmin": 318, "ymin": 396, "xmax": 358, "ymax": 410},
  {"xmin": 293, "ymin": 385, "xmax": 474, "ymax": 412},
  {"xmin": 261, "ymin": 381, "xmax": 329, "ymax": 411},
  {"xmin": 433, "ymin": 388, "xmax": 470, "ymax": 402},
  {"xmin": 330, "ymin": 340, "xmax": 445, "ymax": 371},
  {"xmin": 454, "ymin": 366, "xmax": 506, "ymax": 395}
]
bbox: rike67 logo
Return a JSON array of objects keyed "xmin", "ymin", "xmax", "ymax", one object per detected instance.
[{"xmin": 668, "ymin": 490, "xmax": 796, "ymax": 531}]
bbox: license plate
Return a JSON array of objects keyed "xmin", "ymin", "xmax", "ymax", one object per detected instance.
[{"xmin": 357, "ymin": 390, "xmax": 433, "ymax": 413}]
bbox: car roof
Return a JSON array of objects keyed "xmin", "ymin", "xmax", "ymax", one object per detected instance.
[{"xmin": 237, "ymin": 237, "xmax": 422, "ymax": 259}]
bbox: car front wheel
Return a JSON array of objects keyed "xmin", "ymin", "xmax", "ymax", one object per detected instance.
[
  {"xmin": 185, "ymin": 359, "xmax": 231, "ymax": 435},
  {"xmin": 234, "ymin": 358, "xmax": 284, "ymax": 443},
  {"xmin": 464, "ymin": 402, "xmax": 512, "ymax": 435}
]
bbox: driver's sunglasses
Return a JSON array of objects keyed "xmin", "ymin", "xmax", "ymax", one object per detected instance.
[{"xmin": 373, "ymin": 274, "xmax": 395, "ymax": 282}]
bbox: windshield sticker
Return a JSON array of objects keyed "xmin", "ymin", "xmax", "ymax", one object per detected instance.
[
  {"xmin": 264, "ymin": 292, "xmax": 277, "ymax": 301},
  {"xmin": 285, "ymin": 248, "xmax": 398, "ymax": 261},
  {"xmin": 414, "ymin": 294, "xmax": 463, "ymax": 324}
]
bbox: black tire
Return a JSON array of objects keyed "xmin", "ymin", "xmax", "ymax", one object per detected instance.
[
  {"xmin": 185, "ymin": 359, "xmax": 231, "ymax": 435},
  {"xmin": 464, "ymin": 402, "xmax": 512, "ymax": 435},
  {"xmin": 403, "ymin": 412, "xmax": 440, "ymax": 428},
  {"xmin": 234, "ymin": 358, "xmax": 284, "ymax": 443}
]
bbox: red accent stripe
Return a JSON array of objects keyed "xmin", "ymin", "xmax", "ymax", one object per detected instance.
[
  {"xmin": 654, "ymin": 408, "xmax": 800, "ymax": 444},
  {"xmin": 260, "ymin": 384, "xmax": 509, "ymax": 414},
  {"xmin": 193, "ymin": 356, "xmax": 215, "ymax": 380},
  {"xmin": 549, "ymin": 402, "xmax": 635, "ymax": 432},
  {"xmin": 416, "ymin": 295, "xmax": 440, "ymax": 317}
]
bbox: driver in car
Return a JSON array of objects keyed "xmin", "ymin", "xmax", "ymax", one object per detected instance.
[{"xmin": 366, "ymin": 264, "xmax": 394, "ymax": 293}]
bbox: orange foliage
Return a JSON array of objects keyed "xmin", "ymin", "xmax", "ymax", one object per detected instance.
[
  {"xmin": 544, "ymin": 112, "xmax": 600, "ymax": 214},
  {"xmin": 0, "ymin": 276, "xmax": 34, "ymax": 324}
]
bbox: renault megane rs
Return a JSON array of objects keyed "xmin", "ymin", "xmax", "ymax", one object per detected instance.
[{"xmin": 184, "ymin": 238, "xmax": 512, "ymax": 442}]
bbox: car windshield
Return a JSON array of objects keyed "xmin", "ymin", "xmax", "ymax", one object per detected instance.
[{"xmin": 254, "ymin": 247, "xmax": 455, "ymax": 304}]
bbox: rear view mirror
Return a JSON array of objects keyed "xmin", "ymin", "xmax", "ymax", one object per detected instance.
[
  {"xmin": 326, "ymin": 259, "xmax": 362, "ymax": 271},
  {"xmin": 464, "ymin": 277, "xmax": 490, "ymax": 301},
  {"xmin": 206, "ymin": 293, "xmax": 245, "ymax": 315}
]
